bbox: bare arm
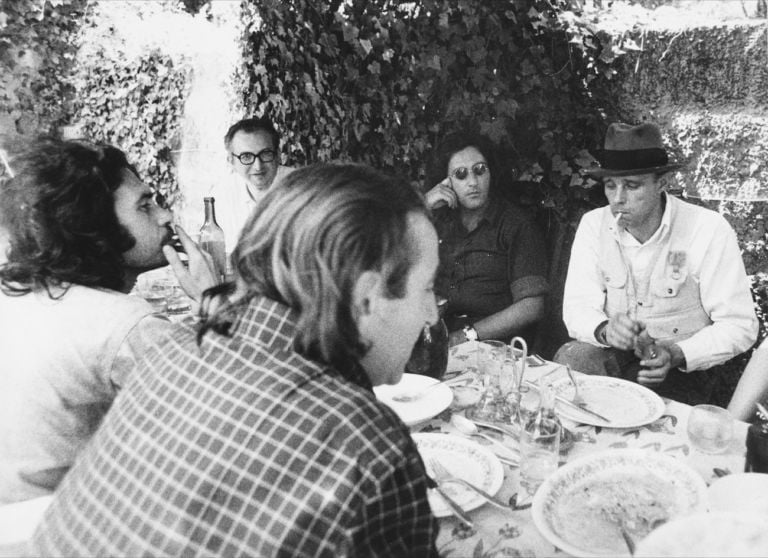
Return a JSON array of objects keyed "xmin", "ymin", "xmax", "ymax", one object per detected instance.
[
  {"xmin": 728, "ymin": 345, "xmax": 768, "ymax": 422},
  {"xmin": 448, "ymin": 295, "xmax": 545, "ymax": 346}
]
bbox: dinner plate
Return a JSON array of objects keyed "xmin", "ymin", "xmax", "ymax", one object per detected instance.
[
  {"xmin": 635, "ymin": 512, "xmax": 768, "ymax": 557},
  {"xmin": 532, "ymin": 449, "xmax": 707, "ymax": 557},
  {"xmin": 550, "ymin": 375, "xmax": 665, "ymax": 428},
  {"xmin": 708, "ymin": 473, "xmax": 768, "ymax": 515},
  {"xmin": 412, "ymin": 433, "xmax": 505, "ymax": 518},
  {"xmin": 373, "ymin": 374, "xmax": 453, "ymax": 426}
]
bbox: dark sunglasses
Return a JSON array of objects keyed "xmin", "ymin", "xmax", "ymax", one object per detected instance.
[
  {"xmin": 231, "ymin": 149, "xmax": 276, "ymax": 166},
  {"xmin": 450, "ymin": 162, "xmax": 488, "ymax": 181}
]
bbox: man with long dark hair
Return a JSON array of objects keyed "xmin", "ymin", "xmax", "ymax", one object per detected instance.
[
  {"xmin": 424, "ymin": 131, "xmax": 549, "ymax": 346},
  {"xmin": 32, "ymin": 163, "xmax": 440, "ymax": 557},
  {"xmin": 0, "ymin": 138, "xmax": 212, "ymax": 503}
]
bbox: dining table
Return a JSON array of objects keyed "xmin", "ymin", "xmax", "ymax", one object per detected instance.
[{"xmin": 414, "ymin": 341, "xmax": 750, "ymax": 558}]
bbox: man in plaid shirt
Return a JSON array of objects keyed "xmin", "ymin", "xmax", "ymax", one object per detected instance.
[{"xmin": 31, "ymin": 163, "xmax": 441, "ymax": 557}]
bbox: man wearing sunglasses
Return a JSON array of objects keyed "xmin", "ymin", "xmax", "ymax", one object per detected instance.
[
  {"xmin": 425, "ymin": 132, "xmax": 549, "ymax": 347},
  {"xmin": 212, "ymin": 117, "xmax": 291, "ymax": 251}
]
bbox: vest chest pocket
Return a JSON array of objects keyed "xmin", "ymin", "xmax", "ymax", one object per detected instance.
[
  {"xmin": 651, "ymin": 265, "xmax": 688, "ymax": 298},
  {"xmin": 601, "ymin": 267, "xmax": 627, "ymax": 289}
]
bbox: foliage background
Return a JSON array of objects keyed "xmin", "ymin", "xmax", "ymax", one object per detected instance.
[
  {"xmin": 0, "ymin": 0, "xmax": 90, "ymax": 138},
  {"xmin": 2, "ymin": 0, "xmax": 768, "ymax": 363}
]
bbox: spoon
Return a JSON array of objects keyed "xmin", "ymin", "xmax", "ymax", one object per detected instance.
[{"xmin": 451, "ymin": 415, "xmax": 519, "ymax": 462}]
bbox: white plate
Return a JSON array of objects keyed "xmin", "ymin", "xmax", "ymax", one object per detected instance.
[
  {"xmin": 373, "ymin": 374, "xmax": 453, "ymax": 426},
  {"xmin": 412, "ymin": 432, "xmax": 505, "ymax": 517},
  {"xmin": 550, "ymin": 375, "xmax": 665, "ymax": 428},
  {"xmin": 708, "ymin": 473, "xmax": 768, "ymax": 515},
  {"xmin": 635, "ymin": 512, "xmax": 768, "ymax": 557},
  {"xmin": 532, "ymin": 449, "xmax": 708, "ymax": 557}
]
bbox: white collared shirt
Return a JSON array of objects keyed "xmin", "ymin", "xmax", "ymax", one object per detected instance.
[
  {"xmin": 563, "ymin": 194, "xmax": 758, "ymax": 370},
  {"xmin": 207, "ymin": 166, "xmax": 293, "ymax": 253}
]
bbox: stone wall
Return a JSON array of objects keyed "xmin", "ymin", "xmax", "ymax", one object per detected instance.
[{"xmin": 599, "ymin": 5, "xmax": 768, "ymax": 276}]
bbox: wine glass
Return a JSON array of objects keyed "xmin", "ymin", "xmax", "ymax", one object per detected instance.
[{"xmin": 686, "ymin": 404, "xmax": 734, "ymax": 454}]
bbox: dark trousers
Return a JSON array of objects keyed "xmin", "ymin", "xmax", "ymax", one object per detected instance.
[{"xmin": 553, "ymin": 340, "xmax": 722, "ymax": 406}]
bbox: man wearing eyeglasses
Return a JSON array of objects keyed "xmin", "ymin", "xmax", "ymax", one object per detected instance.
[
  {"xmin": 214, "ymin": 117, "xmax": 291, "ymax": 251},
  {"xmin": 425, "ymin": 132, "xmax": 549, "ymax": 347}
]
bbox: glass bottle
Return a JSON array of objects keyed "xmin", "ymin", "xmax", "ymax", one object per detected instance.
[
  {"xmin": 405, "ymin": 298, "xmax": 449, "ymax": 379},
  {"xmin": 745, "ymin": 406, "xmax": 768, "ymax": 473},
  {"xmin": 199, "ymin": 197, "xmax": 226, "ymax": 281},
  {"xmin": 519, "ymin": 382, "xmax": 562, "ymax": 496}
]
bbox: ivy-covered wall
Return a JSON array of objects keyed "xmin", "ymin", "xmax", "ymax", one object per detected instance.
[
  {"xmin": 4, "ymin": 0, "xmax": 768, "ymax": 359},
  {"xmin": 66, "ymin": 2, "xmax": 193, "ymax": 204},
  {"xmin": 70, "ymin": 49, "xmax": 191, "ymax": 205},
  {"xmin": 0, "ymin": 0, "xmax": 90, "ymax": 139},
  {"xmin": 239, "ymin": 0, "xmax": 638, "ymax": 354}
]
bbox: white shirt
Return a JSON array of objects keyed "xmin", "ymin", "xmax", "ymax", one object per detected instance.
[
  {"xmin": 563, "ymin": 194, "xmax": 758, "ymax": 371},
  {"xmin": 0, "ymin": 285, "xmax": 176, "ymax": 503},
  {"xmin": 209, "ymin": 166, "xmax": 293, "ymax": 253}
]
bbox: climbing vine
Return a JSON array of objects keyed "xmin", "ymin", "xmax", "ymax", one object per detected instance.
[
  {"xmin": 239, "ymin": 0, "xmax": 637, "ymax": 227},
  {"xmin": 0, "ymin": 0, "xmax": 90, "ymax": 135}
]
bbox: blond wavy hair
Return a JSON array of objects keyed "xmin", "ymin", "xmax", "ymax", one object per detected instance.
[{"xmin": 201, "ymin": 163, "xmax": 427, "ymax": 374}]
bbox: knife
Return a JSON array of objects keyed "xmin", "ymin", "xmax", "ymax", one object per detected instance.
[
  {"xmin": 524, "ymin": 381, "xmax": 612, "ymax": 424},
  {"xmin": 425, "ymin": 475, "xmax": 474, "ymax": 527}
]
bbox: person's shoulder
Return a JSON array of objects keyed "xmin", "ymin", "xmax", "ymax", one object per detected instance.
[
  {"xmin": 496, "ymin": 198, "xmax": 533, "ymax": 220},
  {"xmin": 673, "ymin": 196, "xmax": 733, "ymax": 230},
  {"xmin": 306, "ymin": 372, "xmax": 413, "ymax": 451},
  {"xmin": 67, "ymin": 285, "xmax": 156, "ymax": 320}
]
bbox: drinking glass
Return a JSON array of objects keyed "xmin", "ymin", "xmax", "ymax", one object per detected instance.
[
  {"xmin": 518, "ymin": 418, "xmax": 561, "ymax": 497},
  {"xmin": 516, "ymin": 383, "xmax": 540, "ymax": 428},
  {"xmin": 135, "ymin": 275, "xmax": 171, "ymax": 313},
  {"xmin": 466, "ymin": 341, "xmax": 508, "ymax": 422},
  {"xmin": 165, "ymin": 285, "xmax": 193, "ymax": 315},
  {"xmin": 687, "ymin": 404, "xmax": 734, "ymax": 454}
]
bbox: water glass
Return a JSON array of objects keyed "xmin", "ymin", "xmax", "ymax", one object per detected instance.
[
  {"xmin": 516, "ymin": 383, "xmax": 540, "ymax": 427},
  {"xmin": 467, "ymin": 341, "xmax": 510, "ymax": 422},
  {"xmin": 135, "ymin": 275, "xmax": 172, "ymax": 313},
  {"xmin": 165, "ymin": 285, "xmax": 193, "ymax": 315},
  {"xmin": 687, "ymin": 404, "xmax": 734, "ymax": 454},
  {"xmin": 519, "ymin": 418, "xmax": 561, "ymax": 497}
]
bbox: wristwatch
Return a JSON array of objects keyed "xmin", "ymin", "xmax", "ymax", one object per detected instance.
[{"xmin": 462, "ymin": 325, "xmax": 478, "ymax": 342}]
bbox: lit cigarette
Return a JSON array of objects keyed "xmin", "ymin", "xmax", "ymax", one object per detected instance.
[
  {"xmin": 614, "ymin": 211, "xmax": 623, "ymax": 229},
  {"xmin": 0, "ymin": 150, "xmax": 14, "ymax": 178}
]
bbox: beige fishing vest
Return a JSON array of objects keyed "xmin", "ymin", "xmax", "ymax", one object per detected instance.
[{"xmin": 599, "ymin": 200, "xmax": 712, "ymax": 345}]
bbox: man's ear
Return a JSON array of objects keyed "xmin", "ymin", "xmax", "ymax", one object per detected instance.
[{"xmin": 352, "ymin": 270, "xmax": 383, "ymax": 319}]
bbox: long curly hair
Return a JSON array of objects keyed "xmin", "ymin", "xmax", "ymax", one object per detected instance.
[
  {"xmin": 425, "ymin": 130, "xmax": 500, "ymax": 196},
  {"xmin": 0, "ymin": 138, "xmax": 138, "ymax": 296},
  {"xmin": 200, "ymin": 163, "xmax": 426, "ymax": 375}
]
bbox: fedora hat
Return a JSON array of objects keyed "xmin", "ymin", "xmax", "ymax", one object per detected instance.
[{"xmin": 587, "ymin": 122, "xmax": 687, "ymax": 178}]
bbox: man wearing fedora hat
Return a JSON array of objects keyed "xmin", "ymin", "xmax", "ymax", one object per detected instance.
[{"xmin": 555, "ymin": 122, "xmax": 758, "ymax": 405}]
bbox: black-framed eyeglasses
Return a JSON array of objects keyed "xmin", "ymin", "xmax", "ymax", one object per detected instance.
[
  {"xmin": 450, "ymin": 162, "xmax": 488, "ymax": 181},
  {"xmin": 231, "ymin": 149, "xmax": 276, "ymax": 166}
]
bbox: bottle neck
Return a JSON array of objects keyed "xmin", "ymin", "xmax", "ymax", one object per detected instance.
[{"xmin": 203, "ymin": 199, "xmax": 217, "ymax": 226}]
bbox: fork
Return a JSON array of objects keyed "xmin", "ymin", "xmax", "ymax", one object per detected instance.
[
  {"xmin": 564, "ymin": 365, "xmax": 586, "ymax": 407},
  {"xmin": 562, "ymin": 365, "xmax": 612, "ymax": 424},
  {"xmin": 428, "ymin": 459, "xmax": 510, "ymax": 510}
]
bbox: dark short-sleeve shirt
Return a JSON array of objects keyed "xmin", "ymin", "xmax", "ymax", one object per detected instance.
[
  {"xmin": 435, "ymin": 198, "xmax": 549, "ymax": 336},
  {"xmin": 31, "ymin": 297, "xmax": 438, "ymax": 558}
]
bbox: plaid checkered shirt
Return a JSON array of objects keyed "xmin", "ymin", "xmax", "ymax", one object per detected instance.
[{"xmin": 31, "ymin": 296, "xmax": 439, "ymax": 557}]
